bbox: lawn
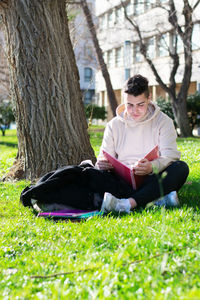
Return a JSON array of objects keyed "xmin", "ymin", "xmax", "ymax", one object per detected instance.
[{"xmin": 0, "ymin": 129, "xmax": 200, "ymax": 299}]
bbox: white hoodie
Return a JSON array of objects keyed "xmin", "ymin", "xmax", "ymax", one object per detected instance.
[{"xmin": 99, "ymin": 101, "xmax": 181, "ymax": 173}]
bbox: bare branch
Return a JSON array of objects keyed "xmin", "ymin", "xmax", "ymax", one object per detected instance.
[
  {"xmin": 192, "ymin": 0, "xmax": 200, "ymax": 10},
  {"xmin": 80, "ymin": 0, "xmax": 118, "ymax": 115},
  {"xmin": 168, "ymin": 0, "xmax": 184, "ymax": 39},
  {"xmin": 30, "ymin": 266, "xmax": 98, "ymax": 279},
  {"xmin": 120, "ymin": 0, "xmax": 137, "ymax": 28},
  {"xmin": 30, "ymin": 248, "xmax": 177, "ymax": 279},
  {"xmin": 121, "ymin": 0, "xmax": 172, "ymax": 96},
  {"xmin": 176, "ymin": 0, "xmax": 193, "ymax": 100},
  {"xmin": 107, "ymin": 0, "xmax": 193, "ymax": 135}
]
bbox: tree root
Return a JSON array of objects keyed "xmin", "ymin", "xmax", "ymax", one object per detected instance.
[{"xmin": 2, "ymin": 159, "xmax": 25, "ymax": 181}]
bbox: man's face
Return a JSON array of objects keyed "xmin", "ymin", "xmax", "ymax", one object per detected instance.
[{"xmin": 124, "ymin": 93, "xmax": 150, "ymax": 121}]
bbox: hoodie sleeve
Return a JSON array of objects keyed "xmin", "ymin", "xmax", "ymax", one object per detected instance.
[
  {"xmin": 98, "ymin": 121, "xmax": 117, "ymax": 160},
  {"xmin": 151, "ymin": 115, "xmax": 181, "ymax": 173}
]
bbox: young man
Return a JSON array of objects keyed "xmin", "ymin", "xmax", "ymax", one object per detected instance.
[{"xmin": 96, "ymin": 74, "xmax": 189, "ymax": 213}]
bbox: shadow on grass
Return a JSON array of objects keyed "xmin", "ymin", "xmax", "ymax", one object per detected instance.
[
  {"xmin": 29, "ymin": 200, "xmax": 200, "ymax": 223},
  {"xmin": 0, "ymin": 141, "xmax": 18, "ymax": 148},
  {"xmin": 178, "ymin": 181, "xmax": 200, "ymax": 210},
  {"xmin": 189, "ymin": 160, "xmax": 200, "ymax": 165}
]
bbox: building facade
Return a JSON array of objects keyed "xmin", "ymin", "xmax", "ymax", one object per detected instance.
[
  {"xmin": 68, "ymin": 0, "xmax": 98, "ymax": 105},
  {"xmin": 95, "ymin": 0, "xmax": 200, "ymax": 111}
]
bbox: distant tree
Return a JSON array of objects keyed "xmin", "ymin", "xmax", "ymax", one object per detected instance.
[
  {"xmin": 157, "ymin": 93, "xmax": 200, "ymax": 132},
  {"xmin": 80, "ymin": 0, "xmax": 118, "ymax": 117},
  {"xmin": 0, "ymin": 0, "xmax": 95, "ymax": 180},
  {"xmin": 85, "ymin": 104, "xmax": 107, "ymax": 125},
  {"xmin": 187, "ymin": 92, "xmax": 200, "ymax": 130},
  {"xmin": 122, "ymin": 0, "xmax": 200, "ymax": 137},
  {"xmin": 156, "ymin": 97, "xmax": 177, "ymax": 128},
  {"xmin": 0, "ymin": 100, "xmax": 15, "ymax": 136}
]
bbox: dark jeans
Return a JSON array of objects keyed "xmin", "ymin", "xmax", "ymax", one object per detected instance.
[
  {"xmin": 130, "ymin": 161, "xmax": 189, "ymax": 207},
  {"xmin": 21, "ymin": 161, "xmax": 189, "ymax": 210}
]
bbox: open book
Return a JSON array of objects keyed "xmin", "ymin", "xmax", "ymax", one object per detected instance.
[{"xmin": 103, "ymin": 145, "xmax": 159, "ymax": 190}]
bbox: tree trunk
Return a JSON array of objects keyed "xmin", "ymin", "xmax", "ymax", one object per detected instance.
[
  {"xmin": 171, "ymin": 96, "xmax": 192, "ymax": 137},
  {"xmin": 80, "ymin": 0, "xmax": 118, "ymax": 117},
  {"xmin": 0, "ymin": 0, "xmax": 96, "ymax": 180},
  {"xmin": 123, "ymin": 0, "xmax": 194, "ymax": 137}
]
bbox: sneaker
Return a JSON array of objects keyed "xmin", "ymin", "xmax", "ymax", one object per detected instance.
[
  {"xmin": 31, "ymin": 199, "xmax": 42, "ymax": 212},
  {"xmin": 101, "ymin": 192, "xmax": 131, "ymax": 213},
  {"xmin": 154, "ymin": 191, "xmax": 179, "ymax": 208}
]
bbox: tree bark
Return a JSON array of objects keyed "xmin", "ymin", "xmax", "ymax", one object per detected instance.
[
  {"xmin": 80, "ymin": 0, "xmax": 118, "ymax": 117},
  {"xmin": 173, "ymin": 97, "xmax": 191, "ymax": 137},
  {"xmin": 0, "ymin": 0, "xmax": 96, "ymax": 180}
]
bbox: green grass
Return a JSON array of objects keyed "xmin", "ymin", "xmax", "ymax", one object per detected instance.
[
  {"xmin": 0, "ymin": 129, "xmax": 18, "ymax": 178},
  {"xmin": 88, "ymin": 129, "xmax": 104, "ymax": 157},
  {"xmin": 0, "ymin": 129, "xmax": 200, "ymax": 299}
]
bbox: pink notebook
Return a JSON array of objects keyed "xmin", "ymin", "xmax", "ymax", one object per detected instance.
[{"xmin": 103, "ymin": 145, "xmax": 159, "ymax": 190}]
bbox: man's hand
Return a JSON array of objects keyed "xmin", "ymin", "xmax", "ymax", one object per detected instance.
[
  {"xmin": 95, "ymin": 159, "xmax": 113, "ymax": 170},
  {"xmin": 133, "ymin": 158, "xmax": 152, "ymax": 175}
]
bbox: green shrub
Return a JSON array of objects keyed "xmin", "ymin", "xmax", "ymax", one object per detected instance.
[
  {"xmin": 187, "ymin": 92, "xmax": 200, "ymax": 130},
  {"xmin": 156, "ymin": 97, "xmax": 177, "ymax": 127},
  {"xmin": 85, "ymin": 104, "xmax": 107, "ymax": 123},
  {"xmin": 0, "ymin": 100, "xmax": 15, "ymax": 136},
  {"xmin": 156, "ymin": 94, "xmax": 200, "ymax": 131}
]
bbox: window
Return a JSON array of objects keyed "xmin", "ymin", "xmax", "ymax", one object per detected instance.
[
  {"xmin": 177, "ymin": 35, "xmax": 183, "ymax": 53},
  {"xmin": 171, "ymin": 33, "xmax": 184, "ymax": 53},
  {"xmin": 107, "ymin": 50, "xmax": 114, "ymax": 67},
  {"xmin": 84, "ymin": 90, "xmax": 95, "ymax": 105},
  {"xmin": 84, "ymin": 45, "xmax": 94, "ymax": 59},
  {"xmin": 124, "ymin": 40, "xmax": 131, "ymax": 67},
  {"xmin": 134, "ymin": 0, "xmax": 144, "ymax": 15},
  {"xmin": 99, "ymin": 15, "xmax": 106, "ymax": 29},
  {"xmin": 146, "ymin": 37, "xmax": 155, "ymax": 59},
  {"xmin": 103, "ymin": 52, "xmax": 107, "ymax": 63},
  {"xmin": 125, "ymin": 2, "xmax": 133, "ymax": 16},
  {"xmin": 157, "ymin": 33, "xmax": 168, "ymax": 57},
  {"xmin": 125, "ymin": 68, "xmax": 131, "ymax": 80},
  {"xmin": 84, "ymin": 67, "xmax": 93, "ymax": 82},
  {"xmin": 115, "ymin": 47, "xmax": 122, "ymax": 67},
  {"xmin": 192, "ymin": 23, "xmax": 200, "ymax": 50},
  {"xmin": 116, "ymin": 7, "xmax": 123, "ymax": 23},
  {"xmin": 133, "ymin": 43, "xmax": 143, "ymax": 62},
  {"xmin": 103, "ymin": 52, "xmax": 106, "ymax": 63},
  {"xmin": 102, "ymin": 14, "xmax": 107, "ymax": 29},
  {"xmin": 145, "ymin": 0, "xmax": 156, "ymax": 11},
  {"xmin": 159, "ymin": 0, "xmax": 168, "ymax": 3},
  {"xmin": 100, "ymin": 14, "xmax": 107, "ymax": 29},
  {"xmin": 108, "ymin": 11, "xmax": 113, "ymax": 27}
]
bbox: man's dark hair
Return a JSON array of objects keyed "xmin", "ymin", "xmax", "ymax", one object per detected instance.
[{"xmin": 124, "ymin": 74, "xmax": 149, "ymax": 97}]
